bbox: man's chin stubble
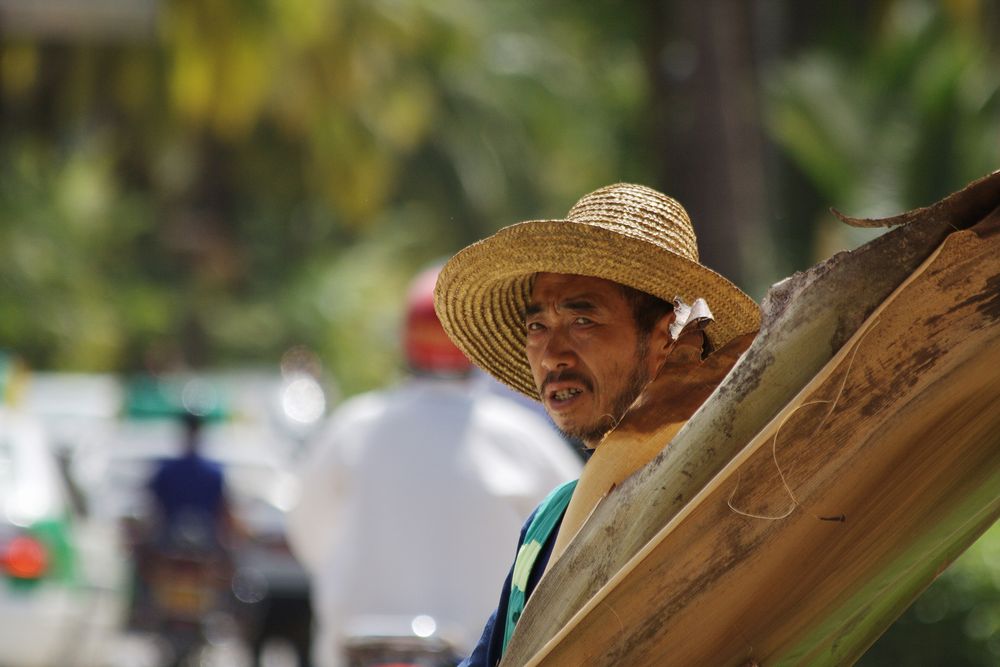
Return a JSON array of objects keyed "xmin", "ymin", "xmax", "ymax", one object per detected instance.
[
  {"xmin": 560, "ymin": 412, "xmax": 619, "ymax": 448},
  {"xmin": 571, "ymin": 358, "xmax": 651, "ymax": 447}
]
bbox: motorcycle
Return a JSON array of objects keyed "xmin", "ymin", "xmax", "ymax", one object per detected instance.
[
  {"xmin": 130, "ymin": 516, "xmax": 239, "ymax": 667},
  {"xmin": 147, "ymin": 548, "xmax": 228, "ymax": 665}
]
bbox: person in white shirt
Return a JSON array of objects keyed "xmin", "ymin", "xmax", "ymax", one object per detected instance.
[{"xmin": 285, "ymin": 265, "xmax": 582, "ymax": 667}]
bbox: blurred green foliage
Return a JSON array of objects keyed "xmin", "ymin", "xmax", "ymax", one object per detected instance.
[
  {"xmin": 0, "ymin": 0, "xmax": 647, "ymax": 393},
  {"xmin": 764, "ymin": 0, "xmax": 1000, "ymax": 267},
  {"xmin": 859, "ymin": 521, "xmax": 1000, "ymax": 666},
  {"xmin": 4, "ymin": 0, "xmax": 994, "ymax": 396}
]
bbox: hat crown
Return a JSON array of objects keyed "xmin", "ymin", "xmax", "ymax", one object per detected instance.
[{"xmin": 566, "ymin": 183, "xmax": 699, "ymax": 263}]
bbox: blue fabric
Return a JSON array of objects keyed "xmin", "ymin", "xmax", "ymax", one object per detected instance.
[
  {"xmin": 149, "ymin": 453, "xmax": 225, "ymax": 539},
  {"xmin": 460, "ymin": 499, "xmax": 567, "ymax": 667},
  {"xmin": 504, "ymin": 479, "xmax": 577, "ymax": 653}
]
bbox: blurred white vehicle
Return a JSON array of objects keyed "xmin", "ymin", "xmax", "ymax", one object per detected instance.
[{"xmin": 0, "ymin": 407, "xmax": 129, "ymax": 667}]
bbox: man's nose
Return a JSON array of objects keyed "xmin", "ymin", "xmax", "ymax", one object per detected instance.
[{"xmin": 540, "ymin": 327, "xmax": 576, "ymax": 371}]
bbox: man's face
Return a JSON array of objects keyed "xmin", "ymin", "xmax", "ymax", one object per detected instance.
[{"xmin": 524, "ymin": 273, "xmax": 670, "ymax": 445}]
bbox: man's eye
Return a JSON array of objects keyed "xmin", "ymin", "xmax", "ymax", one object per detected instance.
[
  {"xmin": 574, "ymin": 317, "xmax": 592, "ymax": 325},
  {"xmin": 526, "ymin": 321, "xmax": 544, "ymax": 332}
]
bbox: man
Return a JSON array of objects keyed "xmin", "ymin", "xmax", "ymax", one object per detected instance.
[
  {"xmin": 433, "ymin": 183, "xmax": 761, "ymax": 666},
  {"xmin": 134, "ymin": 409, "xmax": 237, "ymax": 639},
  {"xmin": 285, "ymin": 265, "xmax": 582, "ymax": 667},
  {"xmin": 148, "ymin": 410, "xmax": 232, "ymax": 550}
]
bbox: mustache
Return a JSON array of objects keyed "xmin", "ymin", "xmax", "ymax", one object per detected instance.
[{"xmin": 540, "ymin": 370, "xmax": 594, "ymax": 396}]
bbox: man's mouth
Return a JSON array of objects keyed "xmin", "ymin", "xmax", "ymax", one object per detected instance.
[
  {"xmin": 541, "ymin": 371, "xmax": 592, "ymax": 409},
  {"xmin": 551, "ymin": 387, "xmax": 583, "ymax": 402}
]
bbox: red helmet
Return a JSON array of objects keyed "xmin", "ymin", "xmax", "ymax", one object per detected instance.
[{"xmin": 404, "ymin": 266, "xmax": 473, "ymax": 374}]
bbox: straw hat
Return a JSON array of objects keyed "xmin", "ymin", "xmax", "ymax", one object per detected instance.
[{"xmin": 434, "ymin": 183, "xmax": 761, "ymax": 398}]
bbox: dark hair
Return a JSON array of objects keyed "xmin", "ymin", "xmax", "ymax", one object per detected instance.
[
  {"xmin": 181, "ymin": 410, "xmax": 205, "ymax": 436},
  {"xmin": 618, "ymin": 284, "xmax": 673, "ymax": 334}
]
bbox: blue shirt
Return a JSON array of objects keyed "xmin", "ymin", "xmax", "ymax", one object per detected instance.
[
  {"xmin": 460, "ymin": 506, "xmax": 565, "ymax": 667},
  {"xmin": 149, "ymin": 452, "xmax": 226, "ymax": 543}
]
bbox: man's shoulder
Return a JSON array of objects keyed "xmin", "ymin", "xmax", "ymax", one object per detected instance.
[
  {"xmin": 302, "ymin": 388, "xmax": 406, "ymax": 458},
  {"xmin": 326, "ymin": 380, "xmax": 471, "ymax": 424},
  {"xmin": 164, "ymin": 454, "xmax": 223, "ymax": 478},
  {"xmin": 473, "ymin": 391, "xmax": 549, "ymax": 425},
  {"xmin": 325, "ymin": 388, "xmax": 396, "ymax": 425},
  {"xmin": 153, "ymin": 455, "xmax": 185, "ymax": 476},
  {"xmin": 471, "ymin": 394, "xmax": 570, "ymax": 447}
]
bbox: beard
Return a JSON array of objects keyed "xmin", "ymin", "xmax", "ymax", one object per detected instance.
[{"xmin": 563, "ymin": 345, "xmax": 651, "ymax": 446}]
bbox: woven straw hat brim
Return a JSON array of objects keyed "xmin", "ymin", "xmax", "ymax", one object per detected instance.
[{"xmin": 435, "ymin": 219, "xmax": 762, "ymax": 399}]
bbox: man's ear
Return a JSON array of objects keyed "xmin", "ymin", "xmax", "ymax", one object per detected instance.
[{"xmin": 648, "ymin": 310, "xmax": 676, "ymax": 368}]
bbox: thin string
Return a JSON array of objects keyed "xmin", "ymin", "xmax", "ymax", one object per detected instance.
[
  {"xmin": 735, "ymin": 624, "xmax": 759, "ymax": 667},
  {"xmin": 727, "ymin": 319, "xmax": 880, "ymax": 521},
  {"xmin": 574, "ymin": 599, "xmax": 627, "ymax": 666},
  {"xmin": 602, "ymin": 599, "xmax": 626, "ymax": 654}
]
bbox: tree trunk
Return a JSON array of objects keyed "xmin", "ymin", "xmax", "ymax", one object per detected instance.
[{"xmin": 642, "ymin": 0, "xmax": 768, "ymax": 292}]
